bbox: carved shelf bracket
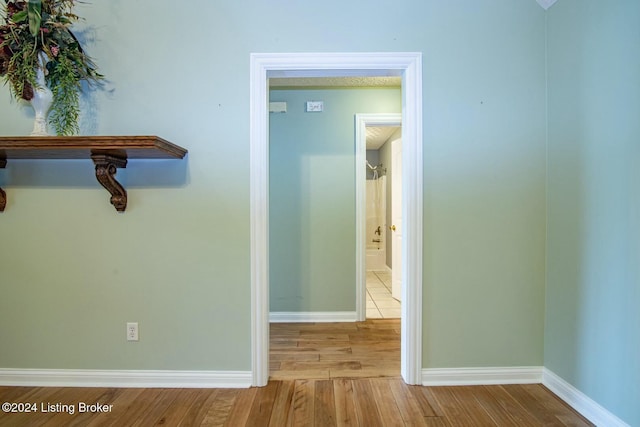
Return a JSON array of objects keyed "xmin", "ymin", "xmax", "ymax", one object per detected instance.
[
  {"xmin": 92, "ymin": 154, "xmax": 128, "ymax": 212},
  {"xmin": 0, "ymin": 135, "xmax": 187, "ymax": 213},
  {"xmin": 0, "ymin": 159, "xmax": 6, "ymax": 212}
]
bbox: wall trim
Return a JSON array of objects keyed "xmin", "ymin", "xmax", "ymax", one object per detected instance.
[
  {"xmin": 422, "ymin": 367, "xmax": 544, "ymax": 386},
  {"xmin": 269, "ymin": 312, "xmax": 357, "ymax": 323},
  {"xmin": 543, "ymin": 368, "xmax": 630, "ymax": 427},
  {"xmin": 0, "ymin": 369, "xmax": 252, "ymax": 389}
]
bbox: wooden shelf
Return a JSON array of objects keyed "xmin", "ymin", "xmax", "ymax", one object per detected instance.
[{"xmin": 0, "ymin": 135, "xmax": 188, "ymax": 212}]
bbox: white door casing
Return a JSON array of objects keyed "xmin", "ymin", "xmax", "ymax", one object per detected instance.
[{"xmin": 250, "ymin": 52, "xmax": 423, "ymax": 386}]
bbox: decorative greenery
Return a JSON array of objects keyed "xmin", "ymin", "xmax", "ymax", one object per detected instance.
[{"xmin": 0, "ymin": 0, "xmax": 103, "ymax": 135}]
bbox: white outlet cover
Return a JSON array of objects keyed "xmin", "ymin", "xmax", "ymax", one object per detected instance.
[
  {"xmin": 127, "ymin": 322, "xmax": 139, "ymax": 341},
  {"xmin": 306, "ymin": 101, "xmax": 324, "ymax": 112}
]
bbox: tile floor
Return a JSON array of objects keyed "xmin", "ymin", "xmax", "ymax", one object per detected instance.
[{"xmin": 366, "ymin": 270, "xmax": 401, "ymax": 318}]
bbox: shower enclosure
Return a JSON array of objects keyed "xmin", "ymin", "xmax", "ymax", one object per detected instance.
[{"xmin": 366, "ymin": 162, "xmax": 387, "ymax": 271}]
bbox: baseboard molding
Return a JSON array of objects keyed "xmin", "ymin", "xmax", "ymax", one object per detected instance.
[
  {"xmin": 422, "ymin": 366, "xmax": 544, "ymax": 386},
  {"xmin": 269, "ymin": 311, "xmax": 357, "ymax": 323},
  {"xmin": 0, "ymin": 369, "xmax": 252, "ymax": 389},
  {"xmin": 542, "ymin": 368, "xmax": 629, "ymax": 427}
]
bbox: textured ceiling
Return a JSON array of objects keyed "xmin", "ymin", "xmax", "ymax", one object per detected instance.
[
  {"xmin": 270, "ymin": 76, "xmax": 402, "ymax": 88},
  {"xmin": 367, "ymin": 126, "xmax": 400, "ymax": 150}
]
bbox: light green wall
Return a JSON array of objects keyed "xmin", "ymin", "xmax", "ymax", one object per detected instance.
[
  {"xmin": 421, "ymin": 4, "xmax": 547, "ymax": 367},
  {"xmin": 545, "ymin": 0, "xmax": 640, "ymax": 425},
  {"xmin": 269, "ymin": 88, "xmax": 401, "ymax": 312},
  {"xmin": 0, "ymin": 0, "xmax": 545, "ymax": 373}
]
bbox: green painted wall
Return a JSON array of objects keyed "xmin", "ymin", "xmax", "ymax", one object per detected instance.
[
  {"xmin": 421, "ymin": 4, "xmax": 547, "ymax": 368},
  {"xmin": 545, "ymin": 0, "xmax": 640, "ymax": 425},
  {"xmin": 269, "ymin": 88, "xmax": 401, "ymax": 312},
  {"xmin": 0, "ymin": 0, "xmax": 545, "ymax": 373}
]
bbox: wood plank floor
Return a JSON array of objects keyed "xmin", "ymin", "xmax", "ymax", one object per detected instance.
[
  {"xmin": 270, "ymin": 319, "xmax": 400, "ymax": 380},
  {"xmin": 0, "ymin": 381, "xmax": 594, "ymax": 426},
  {"xmin": 0, "ymin": 320, "xmax": 594, "ymax": 426}
]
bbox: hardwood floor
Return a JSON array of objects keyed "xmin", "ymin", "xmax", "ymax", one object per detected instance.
[
  {"xmin": 0, "ymin": 381, "xmax": 594, "ymax": 426},
  {"xmin": 0, "ymin": 320, "xmax": 594, "ymax": 426},
  {"xmin": 270, "ymin": 319, "xmax": 400, "ymax": 380}
]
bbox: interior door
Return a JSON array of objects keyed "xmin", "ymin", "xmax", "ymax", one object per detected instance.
[{"xmin": 391, "ymin": 138, "xmax": 402, "ymax": 301}]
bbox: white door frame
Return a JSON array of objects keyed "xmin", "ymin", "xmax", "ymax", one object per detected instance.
[
  {"xmin": 355, "ymin": 113, "xmax": 402, "ymax": 320},
  {"xmin": 250, "ymin": 52, "xmax": 423, "ymax": 386}
]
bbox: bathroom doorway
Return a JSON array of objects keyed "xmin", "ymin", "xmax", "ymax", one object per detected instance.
[{"xmin": 357, "ymin": 114, "xmax": 402, "ymax": 319}]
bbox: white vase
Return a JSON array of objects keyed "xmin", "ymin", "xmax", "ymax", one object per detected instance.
[{"xmin": 30, "ymin": 52, "xmax": 54, "ymax": 136}]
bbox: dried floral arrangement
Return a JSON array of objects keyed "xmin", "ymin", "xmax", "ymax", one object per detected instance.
[{"xmin": 0, "ymin": 0, "xmax": 103, "ymax": 135}]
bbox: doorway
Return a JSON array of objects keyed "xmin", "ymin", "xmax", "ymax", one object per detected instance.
[
  {"xmin": 250, "ymin": 52, "xmax": 423, "ymax": 387},
  {"xmin": 356, "ymin": 114, "xmax": 402, "ymax": 320}
]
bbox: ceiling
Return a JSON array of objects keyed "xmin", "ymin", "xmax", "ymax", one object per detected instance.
[
  {"xmin": 270, "ymin": 76, "xmax": 401, "ymax": 88},
  {"xmin": 367, "ymin": 126, "xmax": 400, "ymax": 150}
]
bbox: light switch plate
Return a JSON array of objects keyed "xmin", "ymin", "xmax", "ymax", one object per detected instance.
[{"xmin": 306, "ymin": 101, "xmax": 324, "ymax": 112}]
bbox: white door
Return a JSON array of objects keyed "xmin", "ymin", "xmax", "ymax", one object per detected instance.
[{"xmin": 391, "ymin": 138, "xmax": 402, "ymax": 301}]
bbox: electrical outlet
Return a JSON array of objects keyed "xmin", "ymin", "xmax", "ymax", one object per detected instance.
[{"xmin": 127, "ymin": 322, "xmax": 139, "ymax": 341}]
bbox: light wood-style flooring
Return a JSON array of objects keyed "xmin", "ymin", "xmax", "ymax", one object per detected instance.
[
  {"xmin": 0, "ymin": 320, "xmax": 594, "ymax": 426},
  {"xmin": 0, "ymin": 380, "xmax": 595, "ymax": 426},
  {"xmin": 270, "ymin": 319, "xmax": 400, "ymax": 380}
]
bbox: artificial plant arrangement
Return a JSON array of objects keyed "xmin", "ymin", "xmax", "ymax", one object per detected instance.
[{"xmin": 0, "ymin": 0, "xmax": 103, "ymax": 135}]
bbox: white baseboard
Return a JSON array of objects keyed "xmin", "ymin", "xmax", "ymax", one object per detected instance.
[
  {"xmin": 269, "ymin": 311, "xmax": 357, "ymax": 323},
  {"xmin": 0, "ymin": 369, "xmax": 252, "ymax": 389},
  {"xmin": 543, "ymin": 368, "xmax": 629, "ymax": 427},
  {"xmin": 422, "ymin": 366, "xmax": 544, "ymax": 386}
]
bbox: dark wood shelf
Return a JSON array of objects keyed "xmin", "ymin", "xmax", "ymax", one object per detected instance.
[{"xmin": 0, "ymin": 135, "xmax": 188, "ymax": 212}]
